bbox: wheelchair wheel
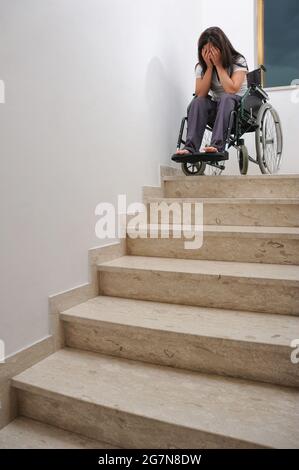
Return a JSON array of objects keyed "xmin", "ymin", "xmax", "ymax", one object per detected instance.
[
  {"xmin": 238, "ymin": 145, "xmax": 249, "ymax": 175},
  {"xmin": 255, "ymin": 104, "xmax": 283, "ymax": 174},
  {"xmin": 181, "ymin": 161, "xmax": 206, "ymax": 176}
]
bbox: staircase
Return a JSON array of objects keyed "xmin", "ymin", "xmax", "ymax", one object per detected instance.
[{"xmin": 1, "ymin": 174, "xmax": 299, "ymax": 449}]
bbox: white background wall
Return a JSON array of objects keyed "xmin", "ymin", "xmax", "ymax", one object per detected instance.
[
  {"xmin": 266, "ymin": 88, "xmax": 299, "ymax": 174},
  {"xmin": 0, "ymin": 0, "xmax": 298, "ymax": 357},
  {"xmin": 0, "ymin": 0, "xmax": 202, "ymax": 357}
]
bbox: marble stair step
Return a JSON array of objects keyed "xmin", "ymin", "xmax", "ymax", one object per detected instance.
[
  {"xmin": 163, "ymin": 174, "xmax": 299, "ymax": 199},
  {"xmin": 12, "ymin": 349, "xmax": 299, "ymax": 449},
  {"xmin": 0, "ymin": 417, "xmax": 118, "ymax": 449},
  {"xmin": 97, "ymin": 256, "xmax": 299, "ymax": 315},
  {"xmin": 145, "ymin": 197, "xmax": 299, "ymax": 227},
  {"xmin": 61, "ymin": 295, "xmax": 299, "ymax": 387},
  {"xmin": 126, "ymin": 224, "xmax": 299, "ymax": 265}
]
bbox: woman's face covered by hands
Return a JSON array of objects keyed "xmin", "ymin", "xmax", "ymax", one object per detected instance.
[{"xmin": 202, "ymin": 42, "xmax": 222, "ymax": 67}]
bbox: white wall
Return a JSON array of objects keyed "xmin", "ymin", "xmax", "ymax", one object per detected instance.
[
  {"xmin": 266, "ymin": 88, "xmax": 299, "ymax": 174},
  {"xmin": 0, "ymin": 0, "xmax": 202, "ymax": 357},
  {"xmin": 201, "ymin": 0, "xmax": 256, "ymax": 70},
  {"xmin": 201, "ymin": 0, "xmax": 299, "ymax": 174}
]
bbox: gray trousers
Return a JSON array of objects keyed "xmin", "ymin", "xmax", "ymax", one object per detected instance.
[{"xmin": 184, "ymin": 93, "xmax": 241, "ymax": 153}]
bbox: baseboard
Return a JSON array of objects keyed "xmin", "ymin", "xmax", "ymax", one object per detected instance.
[
  {"xmin": 49, "ymin": 239, "xmax": 127, "ymax": 352},
  {"xmin": 160, "ymin": 164, "xmax": 182, "ymax": 178},
  {"xmin": 0, "ymin": 336, "xmax": 54, "ymax": 430},
  {"xmin": 142, "ymin": 164, "xmax": 182, "ymax": 203}
]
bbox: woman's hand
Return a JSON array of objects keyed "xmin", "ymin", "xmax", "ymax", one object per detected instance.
[
  {"xmin": 202, "ymin": 45, "xmax": 213, "ymax": 69},
  {"xmin": 210, "ymin": 46, "xmax": 222, "ymax": 67},
  {"xmin": 195, "ymin": 45, "xmax": 213, "ymax": 96}
]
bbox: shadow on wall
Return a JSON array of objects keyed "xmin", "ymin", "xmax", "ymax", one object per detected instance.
[{"xmin": 145, "ymin": 56, "xmax": 188, "ymax": 159}]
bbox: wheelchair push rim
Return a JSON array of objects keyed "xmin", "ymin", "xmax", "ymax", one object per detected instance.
[{"xmin": 255, "ymin": 104, "xmax": 283, "ymax": 174}]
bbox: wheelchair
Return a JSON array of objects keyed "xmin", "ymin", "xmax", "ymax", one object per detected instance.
[{"xmin": 171, "ymin": 66, "xmax": 283, "ymax": 176}]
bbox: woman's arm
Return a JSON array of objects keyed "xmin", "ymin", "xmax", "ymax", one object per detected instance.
[
  {"xmin": 195, "ymin": 68, "xmax": 213, "ymax": 96},
  {"xmin": 210, "ymin": 46, "xmax": 247, "ymax": 94},
  {"xmin": 195, "ymin": 47, "xmax": 213, "ymax": 97},
  {"xmin": 215, "ymin": 67, "xmax": 246, "ymax": 94}
]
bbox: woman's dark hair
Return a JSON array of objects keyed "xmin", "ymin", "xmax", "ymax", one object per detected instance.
[{"xmin": 195, "ymin": 26, "xmax": 248, "ymax": 76}]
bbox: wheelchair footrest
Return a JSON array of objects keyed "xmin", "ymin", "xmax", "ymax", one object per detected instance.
[{"xmin": 171, "ymin": 151, "xmax": 229, "ymax": 163}]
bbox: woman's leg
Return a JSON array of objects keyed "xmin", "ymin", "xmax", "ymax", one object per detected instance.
[
  {"xmin": 207, "ymin": 93, "xmax": 241, "ymax": 152},
  {"xmin": 176, "ymin": 96, "xmax": 216, "ymax": 154}
]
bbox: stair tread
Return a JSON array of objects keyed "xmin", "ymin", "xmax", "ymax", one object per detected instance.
[
  {"xmin": 146, "ymin": 197, "xmax": 299, "ymax": 204},
  {"xmin": 0, "ymin": 417, "xmax": 117, "ymax": 449},
  {"xmin": 61, "ymin": 296, "xmax": 298, "ymax": 347},
  {"xmin": 97, "ymin": 256, "xmax": 299, "ymax": 283},
  {"xmin": 12, "ymin": 348, "xmax": 299, "ymax": 449}
]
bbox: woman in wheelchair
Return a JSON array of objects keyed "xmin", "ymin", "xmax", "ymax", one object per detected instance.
[{"xmin": 176, "ymin": 26, "xmax": 248, "ymax": 156}]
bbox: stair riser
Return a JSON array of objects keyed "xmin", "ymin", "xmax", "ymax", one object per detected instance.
[
  {"xmin": 98, "ymin": 271, "xmax": 299, "ymax": 315},
  {"xmin": 127, "ymin": 235, "xmax": 299, "ymax": 265},
  {"xmin": 16, "ymin": 389, "xmax": 263, "ymax": 449},
  {"xmin": 146, "ymin": 203, "xmax": 299, "ymax": 227},
  {"xmin": 63, "ymin": 321, "xmax": 298, "ymax": 387},
  {"xmin": 164, "ymin": 179, "xmax": 299, "ymax": 199}
]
